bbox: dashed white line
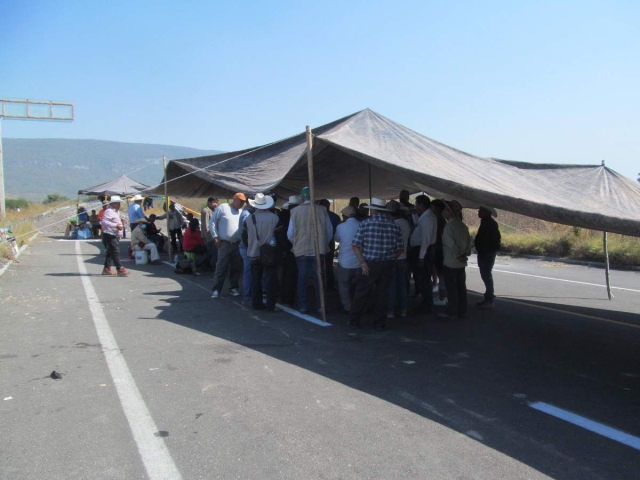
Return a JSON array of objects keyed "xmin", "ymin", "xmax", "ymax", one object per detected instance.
[
  {"xmin": 529, "ymin": 401, "xmax": 640, "ymax": 451},
  {"xmin": 468, "ymin": 265, "xmax": 640, "ymax": 293},
  {"xmin": 76, "ymin": 242, "xmax": 182, "ymax": 480}
]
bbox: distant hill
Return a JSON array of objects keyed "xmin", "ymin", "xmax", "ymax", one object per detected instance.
[{"xmin": 3, "ymin": 138, "xmax": 221, "ymax": 201}]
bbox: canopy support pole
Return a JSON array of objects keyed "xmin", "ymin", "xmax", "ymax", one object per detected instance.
[
  {"xmin": 368, "ymin": 163, "xmax": 372, "ymax": 203},
  {"xmin": 306, "ymin": 126, "xmax": 327, "ymax": 324},
  {"xmin": 163, "ymin": 155, "xmax": 172, "ymax": 263},
  {"xmin": 603, "ymin": 231, "xmax": 613, "ymax": 300}
]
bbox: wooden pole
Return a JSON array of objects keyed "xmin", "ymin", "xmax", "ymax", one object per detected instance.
[
  {"xmin": 603, "ymin": 231, "xmax": 613, "ymax": 300},
  {"xmin": 306, "ymin": 126, "xmax": 327, "ymax": 323},
  {"xmin": 163, "ymin": 155, "xmax": 172, "ymax": 263}
]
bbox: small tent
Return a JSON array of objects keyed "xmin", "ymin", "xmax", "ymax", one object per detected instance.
[{"xmin": 78, "ymin": 174, "xmax": 149, "ymax": 197}]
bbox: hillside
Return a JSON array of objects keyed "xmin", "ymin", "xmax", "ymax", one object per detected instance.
[{"xmin": 3, "ymin": 138, "xmax": 221, "ymax": 201}]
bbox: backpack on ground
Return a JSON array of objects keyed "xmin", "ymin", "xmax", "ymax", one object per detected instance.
[{"xmin": 174, "ymin": 258, "xmax": 193, "ymax": 274}]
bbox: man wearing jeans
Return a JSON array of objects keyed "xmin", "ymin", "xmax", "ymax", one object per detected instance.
[
  {"xmin": 287, "ymin": 187, "xmax": 333, "ymax": 314},
  {"xmin": 209, "ymin": 193, "xmax": 246, "ymax": 299},
  {"xmin": 99, "ymin": 196, "xmax": 129, "ymax": 277},
  {"xmin": 334, "ymin": 206, "xmax": 361, "ymax": 313},
  {"xmin": 474, "ymin": 206, "xmax": 501, "ymax": 308}
]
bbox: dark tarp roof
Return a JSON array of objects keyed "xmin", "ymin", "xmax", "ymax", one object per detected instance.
[
  {"xmin": 150, "ymin": 109, "xmax": 640, "ymax": 236},
  {"xmin": 78, "ymin": 174, "xmax": 150, "ymax": 197}
]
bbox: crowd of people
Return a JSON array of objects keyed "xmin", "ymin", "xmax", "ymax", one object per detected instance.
[
  {"xmin": 201, "ymin": 187, "xmax": 501, "ymax": 328},
  {"xmin": 93, "ymin": 189, "xmax": 501, "ymax": 327}
]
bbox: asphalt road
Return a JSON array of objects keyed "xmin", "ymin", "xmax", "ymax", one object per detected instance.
[{"xmin": 1, "ymin": 237, "xmax": 639, "ymax": 479}]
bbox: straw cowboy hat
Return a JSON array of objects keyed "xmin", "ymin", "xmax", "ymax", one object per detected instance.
[
  {"xmin": 248, "ymin": 192, "xmax": 275, "ymax": 210},
  {"xmin": 364, "ymin": 198, "xmax": 392, "ymax": 212},
  {"xmin": 132, "ymin": 194, "xmax": 144, "ymax": 202},
  {"xmin": 283, "ymin": 195, "xmax": 303, "ymax": 208},
  {"xmin": 443, "ymin": 199, "xmax": 463, "ymax": 218},
  {"xmin": 109, "ymin": 195, "xmax": 123, "ymax": 203},
  {"xmin": 340, "ymin": 206, "xmax": 356, "ymax": 217}
]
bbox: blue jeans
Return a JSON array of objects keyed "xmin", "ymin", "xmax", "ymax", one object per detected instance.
[
  {"xmin": 251, "ymin": 261, "xmax": 277, "ymax": 310},
  {"xmin": 477, "ymin": 251, "xmax": 497, "ymax": 302},
  {"xmin": 296, "ymin": 255, "xmax": 325, "ymax": 312},
  {"xmin": 388, "ymin": 259, "xmax": 408, "ymax": 315},
  {"xmin": 239, "ymin": 245, "xmax": 252, "ymax": 300}
]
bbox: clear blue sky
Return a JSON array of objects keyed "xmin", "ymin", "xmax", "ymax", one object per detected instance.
[{"xmin": 1, "ymin": 0, "xmax": 638, "ymax": 180}]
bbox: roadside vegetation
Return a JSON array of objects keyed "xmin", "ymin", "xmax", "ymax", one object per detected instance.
[{"xmin": 465, "ymin": 210, "xmax": 640, "ymax": 267}]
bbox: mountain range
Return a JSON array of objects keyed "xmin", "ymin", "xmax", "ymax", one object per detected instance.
[{"xmin": 2, "ymin": 138, "xmax": 221, "ymax": 201}]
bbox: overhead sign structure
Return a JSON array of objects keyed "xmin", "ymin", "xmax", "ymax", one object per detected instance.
[{"xmin": 0, "ymin": 98, "xmax": 74, "ymax": 220}]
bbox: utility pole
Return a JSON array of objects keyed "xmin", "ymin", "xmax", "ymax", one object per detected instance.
[{"xmin": 0, "ymin": 99, "xmax": 74, "ymax": 220}]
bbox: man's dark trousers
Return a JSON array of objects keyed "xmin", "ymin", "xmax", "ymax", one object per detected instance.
[
  {"xmin": 443, "ymin": 266, "xmax": 467, "ymax": 317},
  {"xmin": 212, "ymin": 241, "xmax": 242, "ymax": 292},
  {"xmin": 350, "ymin": 260, "xmax": 395, "ymax": 327},
  {"xmin": 251, "ymin": 261, "xmax": 277, "ymax": 310},
  {"xmin": 280, "ymin": 252, "xmax": 297, "ymax": 305},
  {"xmin": 420, "ymin": 246, "xmax": 435, "ymax": 309},
  {"xmin": 103, "ymin": 234, "xmax": 122, "ymax": 270},
  {"xmin": 477, "ymin": 251, "xmax": 496, "ymax": 303}
]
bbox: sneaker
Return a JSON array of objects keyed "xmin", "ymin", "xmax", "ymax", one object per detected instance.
[
  {"xmin": 101, "ymin": 268, "xmax": 116, "ymax": 275},
  {"xmin": 211, "ymin": 290, "xmax": 220, "ymax": 299},
  {"xmin": 399, "ymin": 310, "xmax": 407, "ymax": 318},
  {"xmin": 437, "ymin": 312, "xmax": 454, "ymax": 320},
  {"xmin": 387, "ymin": 313, "xmax": 395, "ymax": 319},
  {"xmin": 229, "ymin": 288, "xmax": 240, "ymax": 297},
  {"xmin": 117, "ymin": 268, "xmax": 130, "ymax": 277}
]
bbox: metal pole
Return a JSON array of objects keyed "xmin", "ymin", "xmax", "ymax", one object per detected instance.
[
  {"xmin": 368, "ymin": 163, "xmax": 372, "ymax": 203},
  {"xmin": 163, "ymin": 155, "xmax": 172, "ymax": 263},
  {"xmin": 0, "ymin": 118, "xmax": 5, "ymax": 222},
  {"xmin": 603, "ymin": 231, "xmax": 613, "ymax": 300},
  {"xmin": 306, "ymin": 126, "xmax": 327, "ymax": 323}
]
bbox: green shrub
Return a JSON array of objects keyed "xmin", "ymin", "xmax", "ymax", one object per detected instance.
[
  {"xmin": 43, "ymin": 193, "xmax": 69, "ymax": 204},
  {"xmin": 5, "ymin": 198, "xmax": 30, "ymax": 210}
]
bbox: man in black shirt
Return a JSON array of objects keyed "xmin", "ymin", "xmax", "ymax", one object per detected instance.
[{"xmin": 474, "ymin": 207, "xmax": 501, "ymax": 308}]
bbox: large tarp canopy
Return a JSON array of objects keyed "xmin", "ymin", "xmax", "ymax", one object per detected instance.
[
  {"xmin": 151, "ymin": 109, "xmax": 640, "ymax": 236},
  {"xmin": 78, "ymin": 174, "xmax": 149, "ymax": 197}
]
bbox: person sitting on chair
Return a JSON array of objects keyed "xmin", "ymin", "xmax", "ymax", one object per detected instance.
[
  {"xmin": 183, "ymin": 218, "xmax": 208, "ymax": 274},
  {"xmin": 131, "ymin": 219, "xmax": 162, "ymax": 265}
]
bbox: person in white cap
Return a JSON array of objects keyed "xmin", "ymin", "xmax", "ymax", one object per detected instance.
[
  {"xmin": 128, "ymin": 194, "xmax": 147, "ymax": 232},
  {"xmin": 349, "ymin": 198, "xmax": 404, "ymax": 330},
  {"xmin": 99, "ymin": 196, "xmax": 130, "ymax": 276},
  {"xmin": 243, "ymin": 193, "xmax": 281, "ymax": 312}
]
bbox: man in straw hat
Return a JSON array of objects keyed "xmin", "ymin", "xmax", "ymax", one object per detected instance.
[
  {"xmin": 349, "ymin": 198, "xmax": 405, "ymax": 330},
  {"xmin": 131, "ymin": 218, "xmax": 162, "ymax": 265},
  {"xmin": 210, "ymin": 193, "xmax": 247, "ymax": 299},
  {"xmin": 438, "ymin": 200, "xmax": 472, "ymax": 319},
  {"xmin": 287, "ymin": 187, "xmax": 333, "ymax": 314},
  {"xmin": 334, "ymin": 205, "xmax": 362, "ymax": 314},
  {"xmin": 243, "ymin": 193, "xmax": 281, "ymax": 312},
  {"xmin": 99, "ymin": 196, "xmax": 130, "ymax": 276},
  {"xmin": 474, "ymin": 206, "xmax": 501, "ymax": 309},
  {"xmin": 128, "ymin": 194, "xmax": 147, "ymax": 233}
]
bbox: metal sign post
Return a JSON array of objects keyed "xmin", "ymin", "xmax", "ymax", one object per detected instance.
[{"xmin": 0, "ymin": 98, "xmax": 74, "ymax": 220}]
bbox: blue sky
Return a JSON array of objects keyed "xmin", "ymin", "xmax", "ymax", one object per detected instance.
[{"xmin": 1, "ymin": 0, "xmax": 638, "ymax": 180}]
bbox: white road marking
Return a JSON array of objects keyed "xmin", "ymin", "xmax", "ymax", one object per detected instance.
[
  {"xmin": 468, "ymin": 265, "xmax": 640, "ymax": 293},
  {"xmin": 497, "ymin": 297, "xmax": 640, "ymax": 330},
  {"xmin": 75, "ymin": 242, "xmax": 182, "ymax": 480},
  {"xmin": 529, "ymin": 401, "xmax": 640, "ymax": 451}
]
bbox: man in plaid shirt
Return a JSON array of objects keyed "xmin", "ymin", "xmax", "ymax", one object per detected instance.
[{"xmin": 349, "ymin": 198, "xmax": 405, "ymax": 330}]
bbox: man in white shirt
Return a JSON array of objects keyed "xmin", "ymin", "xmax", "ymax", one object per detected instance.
[
  {"xmin": 409, "ymin": 195, "xmax": 438, "ymax": 313},
  {"xmin": 334, "ymin": 206, "xmax": 361, "ymax": 313},
  {"xmin": 209, "ymin": 193, "xmax": 247, "ymax": 299}
]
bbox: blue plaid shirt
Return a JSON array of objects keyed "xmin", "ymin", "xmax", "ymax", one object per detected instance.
[{"xmin": 352, "ymin": 213, "xmax": 404, "ymax": 261}]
